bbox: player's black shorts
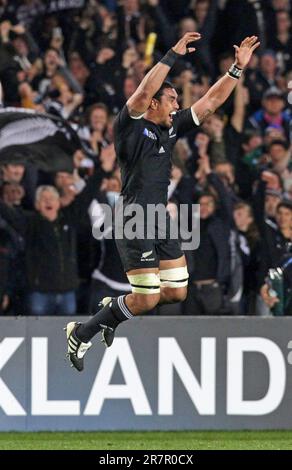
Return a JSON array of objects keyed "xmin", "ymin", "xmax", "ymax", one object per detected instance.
[
  {"xmin": 115, "ymin": 235, "xmax": 183, "ymax": 272},
  {"xmin": 114, "ymin": 201, "xmax": 184, "ymax": 272}
]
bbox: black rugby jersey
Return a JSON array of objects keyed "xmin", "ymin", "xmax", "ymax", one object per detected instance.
[{"xmin": 114, "ymin": 105, "xmax": 199, "ymax": 206}]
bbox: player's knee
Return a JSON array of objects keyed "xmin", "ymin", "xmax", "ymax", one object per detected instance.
[
  {"xmin": 174, "ymin": 286, "xmax": 188, "ymax": 302},
  {"xmin": 163, "ymin": 286, "xmax": 188, "ymax": 303},
  {"xmin": 131, "ymin": 292, "xmax": 160, "ymax": 313},
  {"xmin": 127, "ymin": 272, "xmax": 160, "ymax": 302},
  {"xmin": 159, "ymin": 266, "xmax": 189, "ymax": 303}
]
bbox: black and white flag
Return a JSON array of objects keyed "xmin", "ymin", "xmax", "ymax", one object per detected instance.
[
  {"xmin": 46, "ymin": 0, "xmax": 86, "ymax": 13},
  {"xmin": 0, "ymin": 108, "xmax": 82, "ymax": 172}
]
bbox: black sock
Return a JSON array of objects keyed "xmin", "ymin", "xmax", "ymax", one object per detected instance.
[{"xmin": 76, "ymin": 295, "xmax": 133, "ymax": 343}]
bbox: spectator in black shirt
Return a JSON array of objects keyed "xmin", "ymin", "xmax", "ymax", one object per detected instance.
[
  {"xmin": 245, "ymin": 51, "xmax": 281, "ymax": 111},
  {"xmin": 0, "ymin": 220, "xmax": 14, "ymax": 314},
  {"xmin": 80, "ymin": 103, "xmax": 110, "ymax": 158},
  {"xmin": 233, "ymin": 201, "xmax": 261, "ymax": 313},
  {"xmin": 0, "ymin": 166, "xmax": 103, "ymax": 316},
  {"xmin": 183, "ymin": 190, "xmax": 230, "ymax": 315},
  {"xmin": 267, "ymin": 9, "xmax": 292, "ymax": 73},
  {"xmin": 89, "ymin": 176, "xmax": 131, "ymax": 313},
  {"xmin": 259, "ymin": 200, "xmax": 292, "ymax": 313}
]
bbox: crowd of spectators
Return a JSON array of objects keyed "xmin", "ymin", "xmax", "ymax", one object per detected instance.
[{"xmin": 0, "ymin": 0, "xmax": 291, "ymax": 316}]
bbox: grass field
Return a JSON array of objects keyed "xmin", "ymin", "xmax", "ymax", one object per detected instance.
[{"xmin": 0, "ymin": 431, "xmax": 292, "ymax": 450}]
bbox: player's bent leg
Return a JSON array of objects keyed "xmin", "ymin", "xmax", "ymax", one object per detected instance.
[
  {"xmin": 159, "ymin": 256, "xmax": 189, "ymax": 304},
  {"xmin": 64, "ymin": 269, "xmax": 161, "ymax": 370},
  {"xmin": 125, "ymin": 291, "xmax": 160, "ymax": 313},
  {"xmin": 97, "ymin": 297, "xmax": 115, "ymax": 348},
  {"xmin": 99, "ymin": 290, "xmax": 160, "ymax": 346},
  {"xmin": 125, "ymin": 268, "xmax": 161, "ymax": 313}
]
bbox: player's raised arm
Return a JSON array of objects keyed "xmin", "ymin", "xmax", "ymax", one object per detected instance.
[
  {"xmin": 192, "ymin": 36, "xmax": 260, "ymax": 123},
  {"xmin": 126, "ymin": 32, "xmax": 201, "ymax": 117}
]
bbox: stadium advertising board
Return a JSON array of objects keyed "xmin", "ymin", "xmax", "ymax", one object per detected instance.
[{"xmin": 1, "ymin": 317, "xmax": 292, "ymax": 430}]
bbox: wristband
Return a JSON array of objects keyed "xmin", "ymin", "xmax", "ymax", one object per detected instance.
[
  {"xmin": 227, "ymin": 63, "xmax": 243, "ymax": 80},
  {"xmin": 160, "ymin": 49, "xmax": 180, "ymax": 67}
]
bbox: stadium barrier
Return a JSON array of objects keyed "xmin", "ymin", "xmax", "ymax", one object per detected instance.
[{"xmin": 1, "ymin": 316, "xmax": 292, "ymax": 431}]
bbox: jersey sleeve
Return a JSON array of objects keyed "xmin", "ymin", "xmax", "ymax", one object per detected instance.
[
  {"xmin": 174, "ymin": 108, "xmax": 200, "ymax": 137},
  {"xmin": 114, "ymin": 104, "xmax": 144, "ymax": 135}
]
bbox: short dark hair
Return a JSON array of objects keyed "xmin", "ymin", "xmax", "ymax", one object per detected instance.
[
  {"xmin": 261, "ymin": 169, "xmax": 284, "ymax": 190},
  {"xmin": 198, "ymin": 191, "xmax": 217, "ymax": 205},
  {"xmin": 277, "ymin": 200, "xmax": 292, "ymax": 212},
  {"xmin": 268, "ymin": 139, "xmax": 289, "ymax": 151},
  {"xmin": 153, "ymin": 81, "xmax": 175, "ymax": 101},
  {"xmin": 242, "ymin": 130, "xmax": 262, "ymax": 145},
  {"xmin": 45, "ymin": 47, "xmax": 61, "ymax": 56}
]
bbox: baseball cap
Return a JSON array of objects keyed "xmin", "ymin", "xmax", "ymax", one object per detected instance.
[{"xmin": 263, "ymin": 87, "xmax": 284, "ymax": 100}]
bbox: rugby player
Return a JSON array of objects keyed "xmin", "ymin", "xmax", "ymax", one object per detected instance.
[{"xmin": 65, "ymin": 32, "xmax": 260, "ymax": 371}]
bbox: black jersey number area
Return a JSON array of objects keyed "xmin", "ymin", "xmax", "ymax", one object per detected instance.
[{"xmin": 113, "ymin": 105, "xmax": 198, "ymax": 206}]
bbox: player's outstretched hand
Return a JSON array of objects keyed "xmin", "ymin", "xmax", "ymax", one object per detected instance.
[
  {"xmin": 233, "ymin": 36, "xmax": 260, "ymax": 69},
  {"xmin": 172, "ymin": 32, "xmax": 201, "ymax": 56}
]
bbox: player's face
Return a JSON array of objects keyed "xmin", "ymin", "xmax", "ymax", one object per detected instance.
[{"xmin": 157, "ymin": 89, "xmax": 179, "ymax": 128}]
